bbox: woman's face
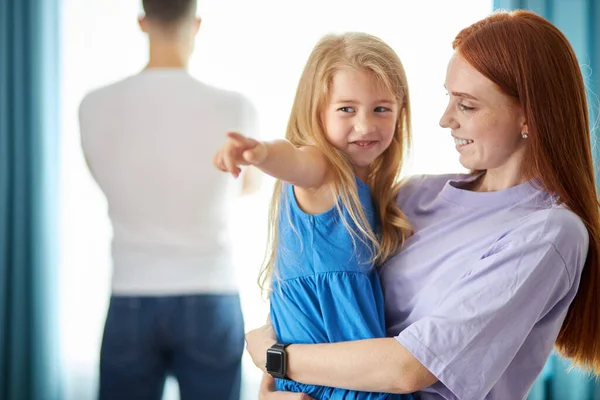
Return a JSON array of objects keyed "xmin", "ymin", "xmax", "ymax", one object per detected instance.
[{"xmin": 439, "ymin": 53, "xmax": 528, "ymax": 177}]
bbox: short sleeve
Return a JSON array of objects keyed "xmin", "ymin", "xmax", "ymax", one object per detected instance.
[
  {"xmin": 78, "ymin": 89, "xmax": 110, "ymax": 158},
  {"xmin": 78, "ymin": 92, "xmax": 101, "ymax": 178},
  {"xmin": 397, "ymin": 232, "xmax": 586, "ymax": 399},
  {"xmin": 78, "ymin": 93, "xmax": 93, "ymax": 153}
]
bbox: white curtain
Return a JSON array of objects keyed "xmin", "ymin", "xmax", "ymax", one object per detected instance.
[{"xmin": 59, "ymin": 1, "xmax": 492, "ymax": 399}]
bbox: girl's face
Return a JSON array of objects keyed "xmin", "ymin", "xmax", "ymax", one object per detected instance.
[{"xmin": 322, "ymin": 67, "xmax": 399, "ymax": 179}]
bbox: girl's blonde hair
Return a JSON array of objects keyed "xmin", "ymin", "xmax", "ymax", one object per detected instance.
[{"xmin": 259, "ymin": 32, "xmax": 412, "ymax": 292}]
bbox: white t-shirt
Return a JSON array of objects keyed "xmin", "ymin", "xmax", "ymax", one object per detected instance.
[{"xmin": 79, "ymin": 68, "xmax": 258, "ymax": 295}]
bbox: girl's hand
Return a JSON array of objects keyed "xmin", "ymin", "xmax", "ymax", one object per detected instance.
[
  {"xmin": 245, "ymin": 321, "xmax": 278, "ymax": 372},
  {"xmin": 259, "ymin": 374, "xmax": 315, "ymax": 400},
  {"xmin": 212, "ymin": 132, "xmax": 268, "ymax": 178}
]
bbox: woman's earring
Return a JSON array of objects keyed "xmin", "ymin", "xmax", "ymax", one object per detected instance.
[{"xmin": 521, "ymin": 132, "xmax": 529, "ymax": 139}]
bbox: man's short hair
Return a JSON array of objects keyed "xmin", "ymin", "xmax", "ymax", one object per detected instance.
[{"xmin": 142, "ymin": 0, "xmax": 197, "ymax": 24}]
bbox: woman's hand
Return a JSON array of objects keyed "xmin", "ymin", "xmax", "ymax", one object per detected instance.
[
  {"xmin": 259, "ymin": 374, "xmax": 315, "ymax": 400},
  {"xmin": 245, "ymin": 322, "xmax": 278, "ymax": 372}
]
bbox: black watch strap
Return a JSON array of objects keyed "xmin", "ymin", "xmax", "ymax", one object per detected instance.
[
  {"xmin": 271, "ymin": 343, "xmax": 291, "ymax": 351},
  {"xmin": 266, "ymin": 342, "xmax": 291, "ymax": 380}
]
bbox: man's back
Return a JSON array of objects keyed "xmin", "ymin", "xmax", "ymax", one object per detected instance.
[{"xmin": 79, "ymin": 69, "xmax": 257, "ymax": 295}]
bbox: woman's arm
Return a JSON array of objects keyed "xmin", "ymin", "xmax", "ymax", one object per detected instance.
[
  {"xmin": 258, "ymin": 374, "xmax": 314, "ymax": 400},
  {"xmin": 245, "ymin": 324, "xmax": 438, "ymax": 394},
  {"xmin": 286, "ymin": 339, "xmax": 437, "ymax": 393}
]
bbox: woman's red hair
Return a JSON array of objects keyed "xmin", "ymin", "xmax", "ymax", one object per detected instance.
[{"xmin": 454, "ymin": 10, "xmax": 600, "ymax": 373}]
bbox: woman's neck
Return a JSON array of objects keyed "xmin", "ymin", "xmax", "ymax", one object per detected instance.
[{"xmin": 468, "ymin": 169, "xmax": 527, "ymax": 192}]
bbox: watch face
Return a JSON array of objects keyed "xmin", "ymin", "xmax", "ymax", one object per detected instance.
[{"xmin": 266, "ymin": 349, "xmax": 284, "ymax": 374}]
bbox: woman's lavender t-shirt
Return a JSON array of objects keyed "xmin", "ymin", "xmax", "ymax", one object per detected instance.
[{"xmin": 381, "ymin": 173, "xmax": 588, "ymax": 400}]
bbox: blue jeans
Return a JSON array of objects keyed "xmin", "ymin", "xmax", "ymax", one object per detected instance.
[{"xmin": 99, "ymin": 294, "xmax": 244, "ymax": 400}]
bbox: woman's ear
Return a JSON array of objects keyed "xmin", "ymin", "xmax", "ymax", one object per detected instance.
[{"xmin": 520, "ymin": 119, "xmax": 529, "ymax": 138}]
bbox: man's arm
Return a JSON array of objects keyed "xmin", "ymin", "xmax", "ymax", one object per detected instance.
[{"xmin": 240, "ymin": 165, "xmax": 262, "ymax": 195}]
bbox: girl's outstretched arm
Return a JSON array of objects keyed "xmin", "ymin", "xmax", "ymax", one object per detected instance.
[{"xmin": 213, "ymin": 132, "xmax": 329, "ymax": 190}]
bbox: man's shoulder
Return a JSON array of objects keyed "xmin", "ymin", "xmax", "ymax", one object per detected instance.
[
  {"xmin": 195, "ymin": 80, "xmax": 252, "ymax": 108},
  {"xmin": 79, "ymin": 76, "xmax": 133, "ymax": 111}
]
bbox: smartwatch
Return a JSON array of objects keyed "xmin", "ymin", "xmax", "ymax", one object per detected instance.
[{"xmin": 266, "ymin": 343, "xmax": 291, "ymax": 379}]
